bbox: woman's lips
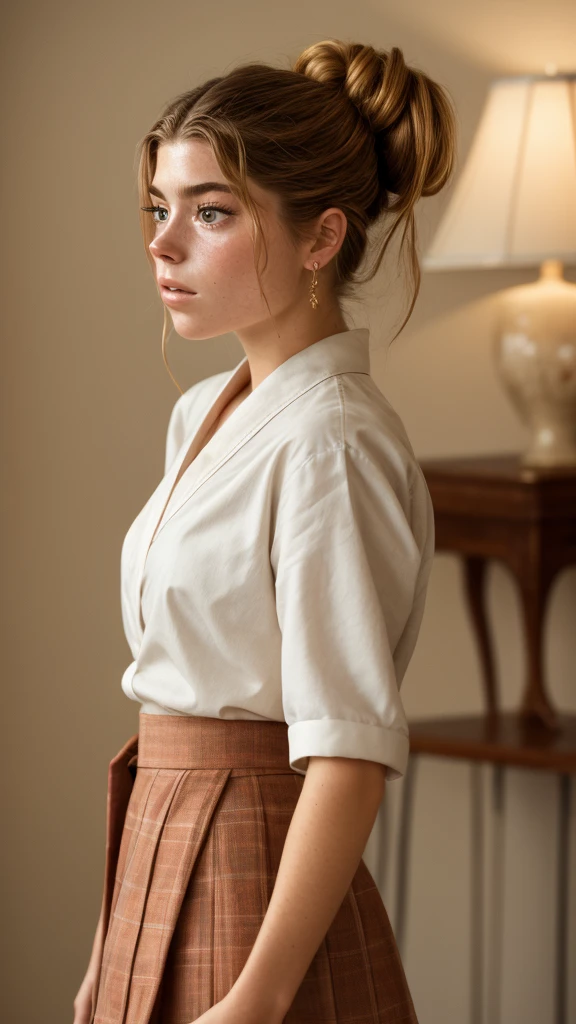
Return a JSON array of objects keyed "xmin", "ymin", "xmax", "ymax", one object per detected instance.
[{"xmin": 160, "ymin": 285, "xmax": 197, "ymax": 305}]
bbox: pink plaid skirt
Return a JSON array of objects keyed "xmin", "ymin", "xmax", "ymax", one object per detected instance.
[{"xmin": 90, "ymin": 713, "xmax": 418, "ymax": 1023}]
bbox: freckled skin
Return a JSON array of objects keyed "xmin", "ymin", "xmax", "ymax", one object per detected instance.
[{"xmin": 148, "ymin": 138, "xmax": 350, "ymax": 391}]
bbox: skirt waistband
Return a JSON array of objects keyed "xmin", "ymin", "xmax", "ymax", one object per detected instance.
[{"xmin": 137, "ymin": 712, "xmax": 293, "ymax": 770}]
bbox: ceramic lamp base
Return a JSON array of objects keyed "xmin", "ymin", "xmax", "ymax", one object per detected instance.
[{"xmin": 494, "ymin": 260, "xmax": 576, "ymax": 468}]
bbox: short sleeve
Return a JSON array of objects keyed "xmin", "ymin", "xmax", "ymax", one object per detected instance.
[{"xmin": 270, "ymin": 443, "xmax": 425, "ymax": 782}]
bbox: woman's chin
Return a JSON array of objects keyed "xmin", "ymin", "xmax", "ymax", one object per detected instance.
[{"xmin": 168, "ymin": 314, "xmax": 225, "ymax": 342}]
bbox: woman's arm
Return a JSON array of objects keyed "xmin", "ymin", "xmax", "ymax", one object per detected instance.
[
  {"xmin": 87, "ymin": 905, "xmax": 105, "ymax": 975},
  {"xmin": 72, "ymin": 906, "xmax": 105, "ymax": 1024},
  {"xmin": 227, "ymin": 755, "xmax": 387, "ymax": 1020}
]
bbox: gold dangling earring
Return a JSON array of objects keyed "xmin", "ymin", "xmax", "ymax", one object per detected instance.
[{"xmin": 309, "ymin": 261, "xmax": 319, "ymax": 309}]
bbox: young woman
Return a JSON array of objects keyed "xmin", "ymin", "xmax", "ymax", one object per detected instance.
[{"xmin": 74, "ymin": 38, "xmax": 456, "ymax": 1024}]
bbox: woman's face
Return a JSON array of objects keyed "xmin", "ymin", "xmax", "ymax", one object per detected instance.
[{"xmin": 146, "ymin": 138, "xmax": 308, "ymax": 340}]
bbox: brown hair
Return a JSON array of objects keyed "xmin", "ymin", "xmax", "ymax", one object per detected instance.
[{"xmin": 136, "ymin": 39, "xmax": 457, "ymax": 391}]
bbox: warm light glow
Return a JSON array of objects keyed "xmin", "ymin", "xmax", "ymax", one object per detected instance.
[{"xmin": 423, "ymin": 74, "xmax": 576, "ymax": 270}]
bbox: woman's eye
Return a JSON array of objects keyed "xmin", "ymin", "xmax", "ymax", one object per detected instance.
[
  {"xmin": 197, "ymin": 204, "xmax": 234, "ymax": 227},
  {"xmin": 140, "ymin": 205, "xmax": 169, "ymax": 223}
]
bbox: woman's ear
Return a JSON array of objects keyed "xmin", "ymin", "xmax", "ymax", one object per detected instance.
[{"xmin": 305, "ymin": 207, "xmax": 348, "ymax": 270}]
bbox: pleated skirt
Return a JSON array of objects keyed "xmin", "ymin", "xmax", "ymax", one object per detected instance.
[{"xmin": 90, "ymin": 713, "xmax": 419, "ymax": 1024}]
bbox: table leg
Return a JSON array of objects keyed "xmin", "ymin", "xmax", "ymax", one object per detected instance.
[
  {"xmin": 515, "ymin": 556, "xmax": 559, "ymax": 729},
  {"xmin": 462, "ymin": 557, "xmax": 499, "ymax": 715}
]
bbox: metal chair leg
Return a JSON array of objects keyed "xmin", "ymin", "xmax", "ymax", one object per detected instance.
[
  {"xmin": 555, "ymin": 773, "xmax": 571, "ymax": 1024},
  {"xmin": 487, "ymin": 763, "xmax": 505, "ymax": 1024},
  {"xmin": 470, "ymin": 761, "xmax": 485, "ymax": 1024},
  {"xmin": 395, "ymin": 752, "xmax": 419, "ymax": 956}
]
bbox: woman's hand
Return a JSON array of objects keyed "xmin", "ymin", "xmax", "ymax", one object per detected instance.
[
  {"xmin": 72, "ymin": 967, "xmax": 97, "ymax": 1024},
  {"xmin": 189, "ymin": 988, "xmax": 285, "ymax": 1024}
]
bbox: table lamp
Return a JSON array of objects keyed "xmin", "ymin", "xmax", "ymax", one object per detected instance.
[{"xmin": 422, "ymin": 71, "xmax": 576, "ymax": 467}]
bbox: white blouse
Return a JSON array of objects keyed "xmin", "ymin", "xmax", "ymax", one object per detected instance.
[{"xmin": 120, "ymin": 327, "xmax": 435, "ymax": 781}]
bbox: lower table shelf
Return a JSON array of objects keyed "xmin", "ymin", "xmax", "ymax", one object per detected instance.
[
  {"xmin": 407, "ymin": 711, "xmax": 576, "ymax": 774},
  {"xmin": 391, "ymin": 711, "xmax": 574, "ymax": 1024}
]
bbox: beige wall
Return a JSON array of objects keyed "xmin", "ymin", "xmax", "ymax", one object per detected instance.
[{"xmin": 1, "ymin": 2, "xmax": 575, "ymax": 1021}]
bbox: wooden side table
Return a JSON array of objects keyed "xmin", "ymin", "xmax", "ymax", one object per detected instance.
[{"xmin": 393, "ymin": 454, "xmax": 576, "ymax": 1024}]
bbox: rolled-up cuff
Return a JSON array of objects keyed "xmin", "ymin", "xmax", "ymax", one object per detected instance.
[{"xmin": 287, "ymin": 718, "xmax": 409, "ymax": 781}]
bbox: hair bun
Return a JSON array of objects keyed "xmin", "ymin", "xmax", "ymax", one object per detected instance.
[{"xmin": 293, "ymin": 39, "xmax": 412, "ymax": 135}]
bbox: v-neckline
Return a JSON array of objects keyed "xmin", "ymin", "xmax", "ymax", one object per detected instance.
[
  {"xmin": 191, "ymin": 379, "xmax": 252, "ymax": 464},
  {"xmin": 146, "ymin": 357, "xmax": 252, "ymax": 553}
]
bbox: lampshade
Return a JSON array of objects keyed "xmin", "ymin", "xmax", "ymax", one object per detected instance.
[{"xmin": 422, "ymin": 73, "xmax": 576, "ymax": 270}]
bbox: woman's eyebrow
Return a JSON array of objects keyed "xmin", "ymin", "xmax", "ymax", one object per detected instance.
[{"xmin": 149, "ymin": 181, "xmax": 233, "ymax": 200}]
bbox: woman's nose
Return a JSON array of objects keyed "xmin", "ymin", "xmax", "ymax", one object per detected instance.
[{"xmin": 149, "ymin": 223, "xmax": 185, "ymax": 262}]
